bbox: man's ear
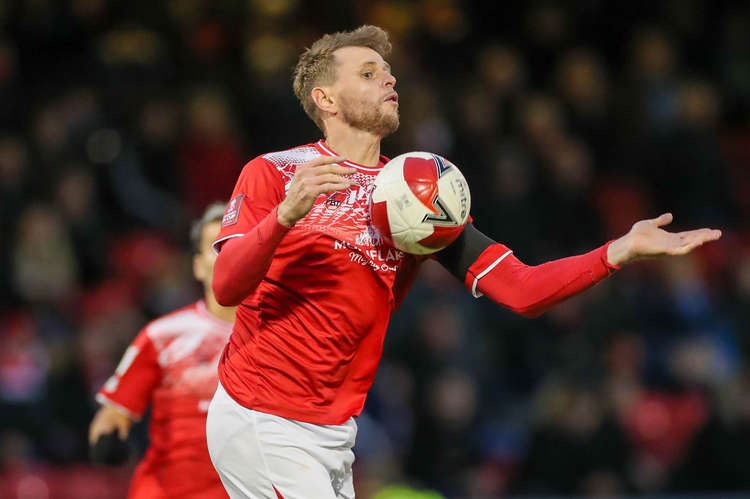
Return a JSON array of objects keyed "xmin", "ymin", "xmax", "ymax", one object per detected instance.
[
  {"xmin": 312, "ymin": 87, "xmax": 337, "ymax": 117},
  {"xmin": 193, "ymin": 254, "xmax": 205, "ymax": 282}
]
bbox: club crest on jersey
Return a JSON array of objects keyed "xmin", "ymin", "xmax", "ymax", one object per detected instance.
[{"xmin": 222, "ymin": 194, "xmax": 245, "ymax": 226}]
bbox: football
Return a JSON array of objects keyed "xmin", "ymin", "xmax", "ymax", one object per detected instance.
[{"xmin": 369, "ymin": 152, "xmax": 471, "ymax": 255}]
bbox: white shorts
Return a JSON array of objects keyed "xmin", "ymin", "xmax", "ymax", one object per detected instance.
[{"xmin": 206, "ymin": 382, "xmax": 357, "ymax": 499}]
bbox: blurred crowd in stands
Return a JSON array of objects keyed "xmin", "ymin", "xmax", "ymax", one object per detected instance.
[{"xmin": 0, "ymin": 0, "xmax": 748, "ymax": 497}]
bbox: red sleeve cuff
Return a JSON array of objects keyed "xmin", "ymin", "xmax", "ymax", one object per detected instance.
[
  {"xmin": 267, "ymin": 205, "xmax": 293, "ymax": 236},
  {"xmin": 464, "ymin": 243, "xmax": 514, "ymax": 297},
  {"xmin": 601, "ymin": 239, "xmax": 622, "ymax": 271},
  {"xmin": 211, "ymin": 205, "xmax": 292, "ymax": 306},
  {"xmin": 95, "ymin": 393, "xmax": 142, "ymax": 421}
]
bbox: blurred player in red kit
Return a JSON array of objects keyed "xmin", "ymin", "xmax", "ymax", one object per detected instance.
[
  {"xmin": 90, "ymin": 203, "xmax": 234, "ymax": 498},
  {"xmin": 206, "ymin": 26, "xmax": 721, "ymax": 498}
]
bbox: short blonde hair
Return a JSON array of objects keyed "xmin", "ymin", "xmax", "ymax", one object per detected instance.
[{"xmin": 293, "ymin": 25, "xmax": 392, "ymax": 132}]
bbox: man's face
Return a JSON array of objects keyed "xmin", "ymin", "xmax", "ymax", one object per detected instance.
[
  {"xmin": 193, "ymin": 221, "xmax": 221, "ymax": 287},
  {"xmin": 329, "ymin": 46, "xmax": 399, "ymax": 136}
]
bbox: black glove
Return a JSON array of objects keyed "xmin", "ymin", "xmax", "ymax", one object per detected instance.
[{"xmin": 89, "ymin": 429, "xmax": 130, "ymax": 465}]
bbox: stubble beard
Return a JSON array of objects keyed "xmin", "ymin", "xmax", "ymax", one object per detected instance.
[{"xmin": 340, "ymin": 96, "xmax": 400, "ymax": 137}]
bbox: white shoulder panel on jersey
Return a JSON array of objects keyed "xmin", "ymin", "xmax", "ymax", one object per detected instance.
[
  {"xmin": 145, "ymin": 307, "xmax": 203, "ymax": 343},
  {"xmin": 144, "ymin": 307, "xmax": 215, "ymax": 367},
  {"xmin": 262, "ymin": 146, "xmax": 321, "ymax": 192}
]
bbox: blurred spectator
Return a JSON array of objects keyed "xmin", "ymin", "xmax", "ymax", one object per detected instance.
[
  {"xmin": 55, "ymin": 166, "xmax": 108, "ymax": 284},
  {"xmin": 512, "ymin": 379, "xmax": 631, "ymax": 496},
  {"xmin": 0, "ymin": 39, "xmax": 18, "ymax": 126},
  {"xmin": 621, "ymin": 390, "xmax": 708, "ymax": 492},
  {"xmin": 520, "ymin": 93, "xmax": 566, "ymax": 151},
  {"xmin": 135, "ymin": 97, "xmax": 182, "ymax": 194},
  {"xmin": 12, "ymin": 203, "xmax": 79, "ymax": 306},
  {"xmin": 478, "ymin": 44, "xmax": 527, "ymax": 100},
  {"xmin": 178, "ymin": 87, "xmax": 244, "ymax": 216},
  {"xmin": 0, "ymin": 136, "xmax": 29, "ymax": 303},
  {"xmin": 555, "ymin": 48, "xmax": 613, "ymax": 162},
  {"xmin": 0, "ymin": 313, "xmax": 49, "ymax": 430},
  {"xmin": 629, "ymin": 27, "xmax": 680, "ymax": 131},
  {"xmin": 670, "ymin": 371, "xmax": 750, "ymax": 492}
]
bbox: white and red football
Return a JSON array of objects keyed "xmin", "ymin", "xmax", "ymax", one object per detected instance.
[{"xmin": 369, "ymin": 152, "xmax": 471, "ymax": 255}]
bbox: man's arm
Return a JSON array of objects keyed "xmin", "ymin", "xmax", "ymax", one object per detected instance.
[
  {"xmin": 89, "ymin": 405, "xmax": 134, "ymax": 465},
  {"xmin": 212, "ymin": 155, "xmax": 353, "ymax": 306},
  {"xmin": 212, "ymin": 207, "xmax": 292, "ymax": 306},
  {"xmin": 89, "ymin": 404, "xmax": 133, "ymax": 444},
  {"xmin": 90, "ymin": 330, "xmax": 162, "ymax": 463},
  {"xmin": 437, "ymin": 213, "xmax": 721, "ymax": 318}
]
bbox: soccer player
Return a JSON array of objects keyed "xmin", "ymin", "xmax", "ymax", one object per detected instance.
[
  {"xmin": 206, "ymin": 26, "xmax": 721, "ymax": 498},
  {"xmin": 89, "ymin": 203, "xmax": 234, "ymax": 498}
]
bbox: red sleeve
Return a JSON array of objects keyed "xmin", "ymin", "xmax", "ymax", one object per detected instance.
[
  {"xmin": 96, "ymin": 330, "xmax": 162, "ymax": 420},
  {"xmin": 466, "ymin": 241, "xmax": 620, "ymax": 318},
  {"xmin": 212, "ymin": 156, "xmax": 292, "ymax": 306},
  {"xmin": 213, "ymin": 156, "xmax": 286, "ymax": 251}
]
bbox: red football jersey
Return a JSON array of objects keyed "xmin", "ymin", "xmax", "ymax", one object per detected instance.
[
  {"xmin": 96, "ymin": 300, "xmax": 232, "ymax": 498},
  {"xmin": 214, "ymin": 140, "xmax": 423, "ymax": 425}
]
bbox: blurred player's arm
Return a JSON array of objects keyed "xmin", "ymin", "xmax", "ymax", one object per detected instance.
[
  {"xmin": 89, "ymin": 405, "xmax": 134, "ymax": 465},
  {"xmin": 213, "ymin": 155, "xmax": 353, "ymax": 305},
  {"xmin": 89, "ymin": 330, "xmax": 162, "ymax": 464},
  {"xmin": 89, "ymin": 404, "xmax": 133, "ymax": 443},
  {"xmin": 437, "ymin": 213, "xmax": 721, "ymax": 318}
]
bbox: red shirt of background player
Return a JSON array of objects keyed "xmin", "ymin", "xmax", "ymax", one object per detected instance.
[
  {"xmin": 213, "ymin": 140, "xmax": 422, "ymax": 425},
  {"xmin": 96, "ymin": 300, "xmax": 232, "ymax": 498}
]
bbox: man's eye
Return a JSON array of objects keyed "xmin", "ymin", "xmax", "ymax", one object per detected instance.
[{"xmin": 362, "ymin": 72, "xmax": 373, "ymax": 78}]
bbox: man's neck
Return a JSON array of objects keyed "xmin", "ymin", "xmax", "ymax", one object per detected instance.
[
  {"xmin": 323, "ymin": 125, "xmax": 382, "ymax": 166},
  {"xmin": 204, "ymin": 290, "xmax": 236, "ymax": 323}
]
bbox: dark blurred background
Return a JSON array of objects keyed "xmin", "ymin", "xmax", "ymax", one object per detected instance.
[{"xmin": 0, "ymin": 0, "xmax": 747, "ymax": 497}]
